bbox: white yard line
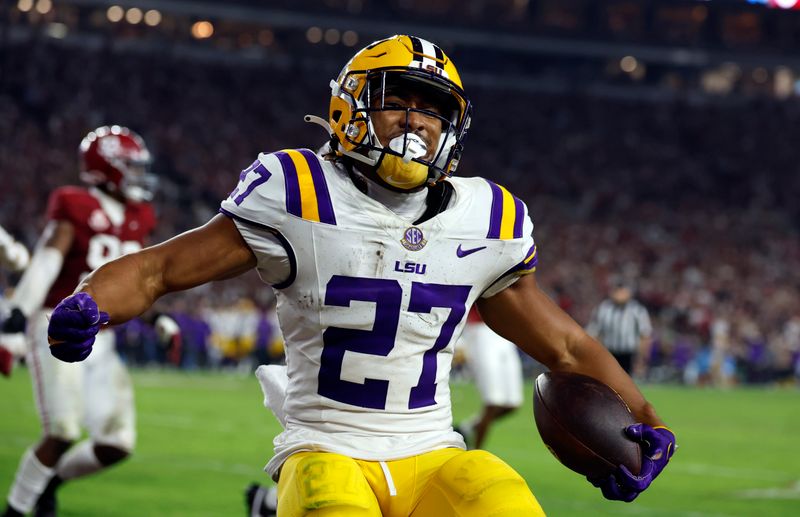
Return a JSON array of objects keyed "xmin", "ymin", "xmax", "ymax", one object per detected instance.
[
  {"xmin": 735, "ymin": 481, "xmax": 800, "ymax": 500},
  {"xmin": 669, "ymin": 462, "xmax": 794, "ymax": 482}
]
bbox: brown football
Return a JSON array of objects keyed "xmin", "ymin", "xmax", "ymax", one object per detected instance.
[{"xmin": 533, "ymin": 371, "xmax": 641, "ymax": 479}]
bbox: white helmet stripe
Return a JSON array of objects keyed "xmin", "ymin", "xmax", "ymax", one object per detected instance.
[{"xmin": 419, "ymin": 38, "xmax": 440, "ymax": 71}]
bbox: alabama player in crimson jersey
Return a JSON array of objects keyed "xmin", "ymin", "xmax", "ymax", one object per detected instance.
[{"xmin": 3, "ymin": 126, "xmax": 156, "ymax": 517}]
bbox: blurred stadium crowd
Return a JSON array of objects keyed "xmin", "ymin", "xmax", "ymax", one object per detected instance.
[{"xmin": 2, "ymin": 39, "xmax": 799, "ymax": 386}]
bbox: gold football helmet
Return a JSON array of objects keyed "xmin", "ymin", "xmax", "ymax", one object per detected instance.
[{"xmin": 318, "ymin": 35, "xmax": 472, "ymax": 189}]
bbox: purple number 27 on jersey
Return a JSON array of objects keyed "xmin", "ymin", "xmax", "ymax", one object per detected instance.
[
  {"xmin": 318, "ymin": 275, "xmax": 470, "ymax": 410},
  {"xmin": 230, "ymin": 160, "xmax": 272, "ymax": 205}
]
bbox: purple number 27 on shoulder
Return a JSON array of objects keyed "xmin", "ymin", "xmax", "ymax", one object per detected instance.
[{"xmin": 231, "ymin": 160, "xmax": 272, "ymax": 205}]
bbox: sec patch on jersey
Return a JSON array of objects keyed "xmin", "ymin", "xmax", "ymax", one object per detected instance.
[{"xmin": 533, "ymin": 371, "xmax": 641, "ymax": 479}]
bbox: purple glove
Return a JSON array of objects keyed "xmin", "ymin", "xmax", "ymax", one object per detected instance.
[
  {"xmin": 589, "ymin": 424, "xmax": 676, "ymax": 502},
  {"xmin": 47, "ymin": 293, "xmax": 109, "ymax": 363}
]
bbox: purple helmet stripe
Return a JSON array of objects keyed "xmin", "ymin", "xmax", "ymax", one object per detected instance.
[
  {"xmin": 276, "ymin": 151, "xmax": 302, "ymax": 218},
  {"xmin": 299, "ymin": 149, "xmax": 336, "ymax": 225},
  {"xmin": 486, "ymin": 180, "xmax": 504, "ymax": 239}
]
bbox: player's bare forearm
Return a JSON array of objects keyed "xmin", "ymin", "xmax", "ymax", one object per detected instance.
[
  {"xmin": 562, "ymin": 332, "xmax": 663, "ymax": 427},
  {"xmin": 477, "ymin": 273, "xmax": 665, "ymax": 427},
  {"xmin": 77, "ymin": 214, "xmax": 256, "ymax": 324},
  {"xmin": 77, "ymin": 251, "xmax": 162, "ymax": 323}
]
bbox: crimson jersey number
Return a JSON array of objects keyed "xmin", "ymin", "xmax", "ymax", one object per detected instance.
[
  {"xmin": 318, "ymin": 275, "xmax": 471, "ymax": 410},
  {"xmin": 86, "ymin": 234, "xmax": 141, "ymax": 270}
]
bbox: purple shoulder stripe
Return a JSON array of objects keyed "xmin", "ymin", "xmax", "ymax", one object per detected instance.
[
  {"xmin": 486, "ymin": 180, "xmax": 504, "ymax": 239},
  {"xmin": 512, "ymin": 196, "xmax": 525, "ymax": 239},
  {"xmin": 276, "ymin": 151, "xmax": 302, "ymax": 218}
]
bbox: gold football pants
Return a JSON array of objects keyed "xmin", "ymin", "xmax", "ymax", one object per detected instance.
[{"xmin": 276, "ymin": 448, "xmax": 545, "ymax": 516}]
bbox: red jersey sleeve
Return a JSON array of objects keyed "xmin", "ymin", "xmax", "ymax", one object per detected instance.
[
  {"xmin": 45, "ymin": 187, "xmax": 71, "ymax": 222},
  {"xmin": 143, "ymin": 203, "xmax": 157, "ymax": 235}
]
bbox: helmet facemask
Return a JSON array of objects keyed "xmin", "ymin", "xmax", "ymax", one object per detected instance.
[{"xmin": 117, "ymin": 159, "xmax": 157, "ymax": 202}]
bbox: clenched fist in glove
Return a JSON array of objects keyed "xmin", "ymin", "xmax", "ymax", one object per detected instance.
[
  {"xmin": 47, "ymin": 292, "xmax": 109, "ymax": 362},
  {"xmin": 589, "ymin": 424, "xmax": 676, "ymax": 502}
]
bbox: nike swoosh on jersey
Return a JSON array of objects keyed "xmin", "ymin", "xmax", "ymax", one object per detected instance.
[{"xmin": 456, "ymin": 244, "xmax": 487, "ymax": 258}]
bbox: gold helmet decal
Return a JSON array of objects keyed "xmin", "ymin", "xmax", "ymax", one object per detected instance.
[{"xmin": 325, "ymin": 35, "xmax": 472, "ymax": 188}]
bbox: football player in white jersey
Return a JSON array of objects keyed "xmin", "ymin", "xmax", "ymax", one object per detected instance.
[{"xmin": 46, "ymin": 36, "xmax": 676, "ymax": 515}]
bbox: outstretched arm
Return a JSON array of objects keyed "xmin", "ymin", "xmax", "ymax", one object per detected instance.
[
  {"xmin": 476, "ymin": 272, "xmax": 663, "ymax": 427},
  {"xmin": 49, "ymin": 214, "xmax": 256, "ymax": 363},
  {"xmin": 77, "ymin": 214, "xmax": 256, "ymax": 323}
]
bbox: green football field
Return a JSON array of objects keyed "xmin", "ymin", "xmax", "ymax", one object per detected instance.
[{"xmin": 1, "ymin": 368, "xmax": 798, "ymax": 516}]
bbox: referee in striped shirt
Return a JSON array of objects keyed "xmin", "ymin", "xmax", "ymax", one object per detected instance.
[{"xmin": 586, "ymin": 281, "xmax": 653, "ymax": 376}]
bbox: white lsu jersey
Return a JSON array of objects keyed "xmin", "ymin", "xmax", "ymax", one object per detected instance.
[{"xmin": 220, "ymin": 149, "xmax": 538, "ymax": 478}]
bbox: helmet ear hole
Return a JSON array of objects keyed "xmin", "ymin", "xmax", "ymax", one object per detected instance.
[{"xmin": 332, "ymin": 110, "xmax": 342, "ymax": 122}]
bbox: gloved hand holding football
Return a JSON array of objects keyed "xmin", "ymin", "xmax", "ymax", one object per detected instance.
[
  {"xmin": 533, "ymin": 372, "xmax": 676, "ymax": 502},
  {"xmin": 589, "ymin": 424, "xmax": 676, "ymax": 502}
]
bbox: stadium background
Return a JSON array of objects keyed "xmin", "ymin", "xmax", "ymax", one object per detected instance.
[{"xmin": 1, "ymin": 0, "xmax": 798, "ymax": 515}]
